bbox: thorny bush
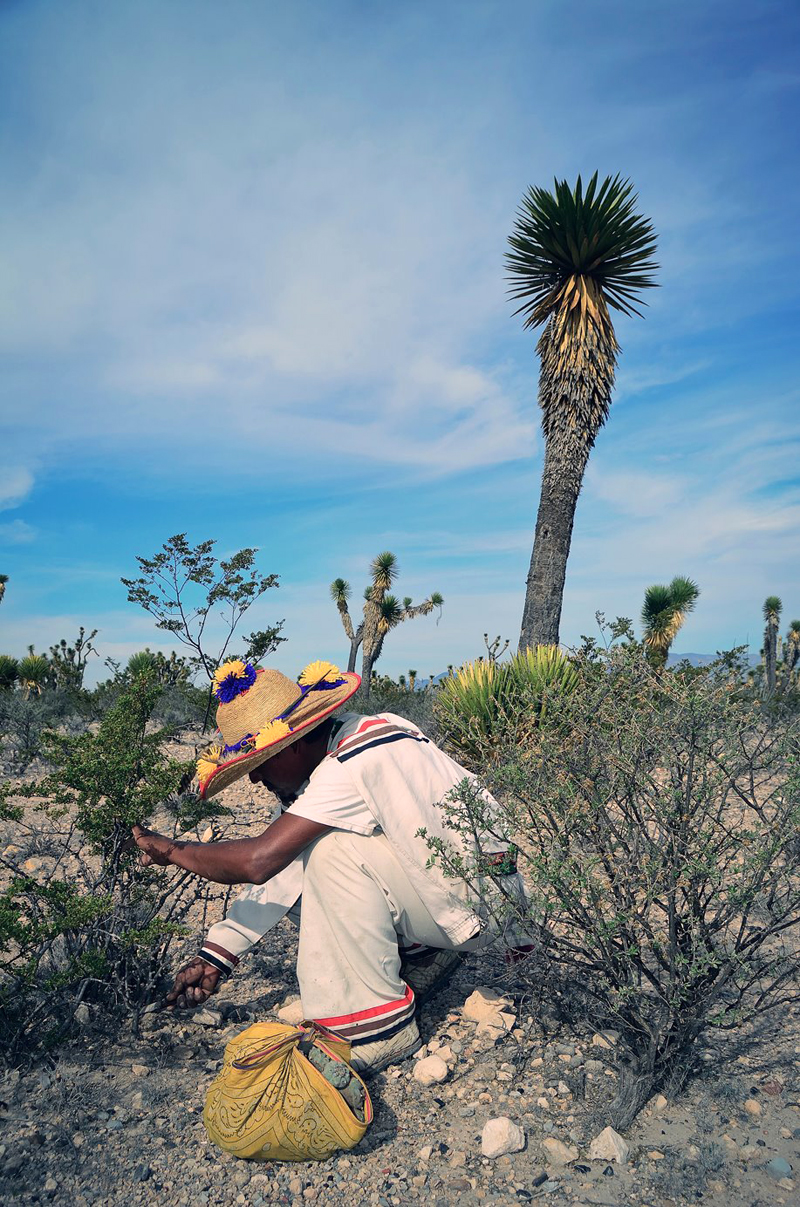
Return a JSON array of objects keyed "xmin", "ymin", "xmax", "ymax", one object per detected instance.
[
  {"xmin": 0, "ymin": 675, "xmax": 227, "ymax": 1059},
  {"xmin": 426, "ymin": 633, "xmax": 800, "ymax": 1129}
]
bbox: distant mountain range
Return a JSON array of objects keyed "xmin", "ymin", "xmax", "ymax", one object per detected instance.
[{"xmin": 667, "ymin": 652, "xmax": 760, "ymax": 667}]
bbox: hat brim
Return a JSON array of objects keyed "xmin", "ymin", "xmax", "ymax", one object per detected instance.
[{"xmin": 199, "ymin": 672, "xmax": 361, "ymax": 799}]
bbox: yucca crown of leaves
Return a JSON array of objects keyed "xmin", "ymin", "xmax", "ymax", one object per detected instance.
[
  {"xmin": 763, "ymin": 596, "xmax": 783, "ymax": 623},
  {"xmin": 506, "ymin": 171, "xmax": 659, "ymax": 328}
]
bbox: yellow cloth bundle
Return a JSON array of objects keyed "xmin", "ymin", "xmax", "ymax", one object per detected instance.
[{"xmin": 203, "ymin": 1020, "xmax": 372, "ymax": 1162}]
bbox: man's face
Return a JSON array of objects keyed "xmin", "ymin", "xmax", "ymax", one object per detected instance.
[{"xmin": 248, "ymin": 744, "xmax": 305, "ymax": 798}]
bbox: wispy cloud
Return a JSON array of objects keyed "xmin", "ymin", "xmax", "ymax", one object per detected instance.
[
  {"xmin": 0, "ymin": 467, "xmax": 34, "ymax": 511},
  {"xmin": 0, "ymin": 519, "xmax": 36, "ymax": 545}
]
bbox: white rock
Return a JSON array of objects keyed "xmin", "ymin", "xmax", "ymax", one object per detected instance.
[
  {"xmin": 475, "ymin": 1019, "xmax": 506, "ymax": 1039},
  {"xmin": 418, "ymin": 1144, "xmax": 433, "ymax": 1162},
  {"xmin": 73, "ymin": 1003, "xmax": 91, "ymax": 1026},
  {"xmin": 542, "ymin": 1137, "xmax": 578, "ymax": 1165},
  {"xmin": 277, "ymin": 997, "xmax": 305, "ymax": 1026},
  {"xmin": 588, "ymin": 1126, "xmax": 630, "ymax": 1164},
  {"xmin": 193, "ymin": 1007, "xmax": 223, "ymax": 1027},
  {"xmin": 413, "ymin": 1055, "xmax": 449, "ymax": 1086},
  {"xmin": 462, "ymin": 988, "xmax": 513, "ymax": 1023},
  {"xmin": 591, "ymin": 1030, "xmax": 619, "ymax": 1049},
  {"xmin": 652, "ymin": 1094, "xmax": 668, "ymax": 1113},
  {"xmin": 481, "ymin": 1117, "xmax": 526, "ymax": 1159}
]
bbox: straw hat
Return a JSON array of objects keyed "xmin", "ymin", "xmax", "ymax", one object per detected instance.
[{"xmin": 196, "ymin": 659, "xmax": 361, "ymax": 799}]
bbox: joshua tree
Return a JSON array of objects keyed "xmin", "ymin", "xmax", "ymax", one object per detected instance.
[
  {"xmin": 483, "ymin": 633, "xmax": 510, "ymax": 663},
  {"xmin": 48, "ymin": 626, "xmax": 99, "ymax": 690},
  {"xmin": 641, "ymin": 576, "xmax": 700, "ymax": 671},
  {"xmin": 782, "ymin": 619, "xmax": 800, "ymax": 691},
  {"xmin": 507, "ymin": 173, "xmax": 658, "ymax": 650},
  {"xmin": 762, "ymin": 596, "xmax": 783, "ymax": 694},
  {"xmin": 0, "ymin": 574, "xmax": 8, "ymax": 605},
  {"xmin": 408, "ymin": 669, "xmax": 417, "ymax": 692},
  {"xmin": 330, "ymin": 578, "xmax": 363, "ymax": 673},
  {"xmin": 330, "ymin": 552, "xmax": 443, "ymax": 698}
]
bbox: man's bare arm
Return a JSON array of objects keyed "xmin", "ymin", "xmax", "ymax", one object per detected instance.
[{"xmin": 131, "ymin": 812, "xmax": 331, "ymax": 884}]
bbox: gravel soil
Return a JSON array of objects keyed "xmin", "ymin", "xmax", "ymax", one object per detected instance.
[{"xmin": 2, "ymin": 744, "xmax": 799, "ymax": 1206}]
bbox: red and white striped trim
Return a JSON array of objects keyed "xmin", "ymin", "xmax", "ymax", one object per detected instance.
[
  {"xmin": 313, "ymin": 983, "xmax": 416, "ymax": 1044},
  {"xmin": 198, "ymin": 941, "xmax": 239, "ymax": 979}
]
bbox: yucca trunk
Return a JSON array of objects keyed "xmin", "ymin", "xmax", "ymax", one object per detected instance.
[
  {"xmin": 359, "ymin": 600, "xmax": 381, "ymax": 700},
  {"xmin": 519, "ymin": 315, "xmax": 614, "ymax": 651},
  {"xmin": 520, "ymin": 434, "xmax": 591, "ymax": 648},
  {"xmin": 347, "ymin": 629, "xmax": 362, "ymax": 673},
  {"xmin": 765, "ymin": 621, "xmax": 778, "ymax": 694}
]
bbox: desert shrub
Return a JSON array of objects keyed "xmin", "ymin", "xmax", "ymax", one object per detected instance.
[
  {"xmin": 649, "ymin": 1140, "xmax": 727, "ymax": 1200},
  {"xmin": 122, "ymin": 532, "xmax": 285, "ymax": 730},
  {"xmin": 433, "ymin": 644, "xmax": 577, "ymax": 768},
  {"xmin": 151, "ymin": 681, "xmax": 208, "ymax": 729},
  {"xmin": 427, "ymin": 637, "xmax": 800, "ymax": 1129},
  {"xmin": 0, "ymin": 689, "xmax": 87, "ymax": 772},
  {"xmin": 0, "ymin": 675, "xmax": 227, "ymax": 1058}
]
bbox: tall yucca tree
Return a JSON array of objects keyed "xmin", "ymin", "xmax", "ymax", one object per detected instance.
[
  {"xmin": 507, "ymin": 173, "xmax": 658, "ymax": 650},
  {"xmin": 762, "ymin": 595, "xmax": 783, "ymax": 694},
  {"xmin": 641, "ymin": 575, "xmax": 700, "ymax": 671},
  {"xmin": 330, "ymin": 552, "xmax": 443, "ymax": 697},
  {"xmin": 781, "ymin": 619, "xmax": 800, "ymax": 691},
  {"xmin": 0, "ymin": 574, "xmax": 8, "ymax": 605}
]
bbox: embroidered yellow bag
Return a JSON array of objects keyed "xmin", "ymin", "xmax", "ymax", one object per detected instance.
[{"xmin": 203, "ymin": 1020, "xmax": 372, "ymax": 1162}]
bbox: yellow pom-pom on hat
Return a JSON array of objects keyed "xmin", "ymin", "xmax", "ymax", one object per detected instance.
[
  {"xmin": 253, "ymin": 718, "xmax": 292, "ymax": 749},
  {"xmin": 213, "ymin": 659, "xmax": 247, "ymax": 688},
  {"xmin": 298, "ymin": 660, "xmax": 342, "ymax": 687},
  {"xmin": 197, "ymin": 742, "xmax": 225, "ymax": 789}
]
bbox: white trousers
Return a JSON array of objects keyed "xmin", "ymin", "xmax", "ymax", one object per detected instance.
[{"xmin": 295, "ymin": 830, "xmax": 484, "ymax": 1046}]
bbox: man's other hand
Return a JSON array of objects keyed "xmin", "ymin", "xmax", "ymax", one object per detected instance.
[
  {"xmin": 166, "ymin": 957, "xmax": 221, "ymax": 1009},
  {"xmin": 131, "ymin": 823, "xmax": 175, "ymax": 867}
]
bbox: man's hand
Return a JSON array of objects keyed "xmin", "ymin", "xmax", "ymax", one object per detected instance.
[
  {"xmin": 131, "ymin": 824, "xmax": 176, "ymax": 867},
  {"xmin": 166, "ymin": 957, "xmax": 222, "ymax": 1009}
]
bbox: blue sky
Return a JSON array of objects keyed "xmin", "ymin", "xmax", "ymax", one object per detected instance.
[{"xmin": 1, "ymin": 0, "xmax": 799, "ymax": 684}]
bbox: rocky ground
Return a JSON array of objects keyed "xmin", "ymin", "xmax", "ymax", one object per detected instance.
[
  {"xmin": 1, "ymin": 737, "xmax": 799, "ymax": 1206},
  {"xmin": 1, "ymin": 932, "xmax": 799, "ymax": 1207}
]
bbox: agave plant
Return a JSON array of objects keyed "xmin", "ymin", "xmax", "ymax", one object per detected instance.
[
  {"xmin": 507, "ymin": 173, "xmax": 658, "ymax": 649},
  {"xmin": 0, "ymin": 654, "xmax": 19, "ymax": 690},
  {"xmin": 641, "ymin": 576, "xmax": 700, "ymax": 671},
  {"xmin": 17, "ymin": 653, "xmax": 51, "ymax": 697},
  {"xmin": 434, "ymin": 645, "xmax": 577, "ymax": 768},
  {"xmin": 127, "ymin": 649, "xmax": 158, "ymax": 680}
]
